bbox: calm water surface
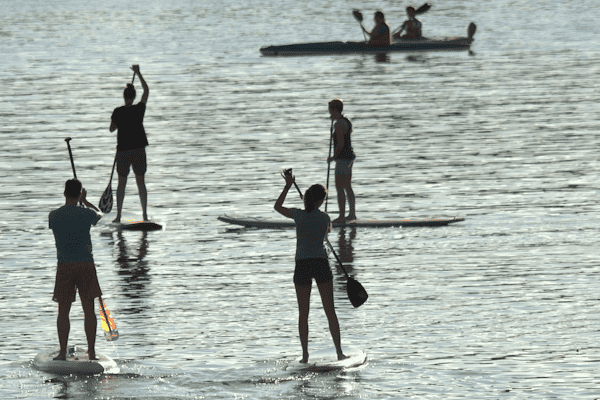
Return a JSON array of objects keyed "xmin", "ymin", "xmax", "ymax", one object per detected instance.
[{"xmin": 1, "ymin": 0, "xmax": 600, "ymax": 399}]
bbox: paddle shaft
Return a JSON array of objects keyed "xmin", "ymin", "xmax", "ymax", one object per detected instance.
[
  {"xmin": 64, "ymin": 138, "xmax": 78, "ymax": 180},
  {"xmin": 64, "ymin": 138, "xmax": 113, "ymax": 333},
  {"xmin": 64, "ymin": 138, "xmax": 84, "ymax": 207},
  {"xmin": 98, "ymin": 297, "xmax": 115, "ymax": 337},
  {"xmin": 325, "ymin": 120, "xmax": 334, "ymax": 213},
  {"xmin": 290, "ymin": 179, "xmax": 351, "ymax": 280}
]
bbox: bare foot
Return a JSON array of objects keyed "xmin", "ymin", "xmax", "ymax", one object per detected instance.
[
  {"xmin": 112, "ymin": 216, "xmax": 121, "ymax": 223},
  {"xmin": 346, "ymin": 214, "xmax": 357, "ymax": 221},
  {"xmin": 300, "ymin": 353, "xmax": 309, "ymax": 363},
  {"xmin": 53, "ymin": 353, "xmax": 66, "ymax": 361},
  {"xmin": 337, "ymin": 353, "xmax": 349, "ymax": 361},
  {"xmin": 88, "ymin": 352, "xmax": 99, "ymax": 361},
  {"xmin": 332, "ymin": 217, "xmax": 346, "ymax": 224}
]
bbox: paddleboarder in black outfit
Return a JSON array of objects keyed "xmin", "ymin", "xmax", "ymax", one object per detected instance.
[
  {"xmin": 274, "ymin": 173, "xmax": 348, "ymax": 363},
  {"xmin": 49, "ymin": 179, "xmax": 103, "ymax": 360},
  {"xmin": 327, "ymin": 99, "xmax": 357, "ymax": 223},
  {"xmin": 109, "ymin": 65, "xmax": 150, "ymax": 223}
]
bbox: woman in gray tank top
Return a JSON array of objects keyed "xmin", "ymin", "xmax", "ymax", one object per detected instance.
[
  {"xmin": 327, "ymin": 99, "xmax": 357, "ymax": 223},
  {"xmin": 275, "ymin": 172, "xmax": 348, "ymax": 363}
]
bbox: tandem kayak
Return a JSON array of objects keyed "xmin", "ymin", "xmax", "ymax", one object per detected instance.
[{"xmin": 260, "ymin": 23, "xmax": 476, "ymax": 56}]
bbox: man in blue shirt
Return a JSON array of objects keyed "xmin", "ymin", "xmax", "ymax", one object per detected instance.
[{"xmin": 49, "ymin": 179, "xmax": 103, "ymax": 360}]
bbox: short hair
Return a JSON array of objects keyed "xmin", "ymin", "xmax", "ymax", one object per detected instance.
[
  {"xmin": 328, "ymin": 99, "xmax": 344, "ymax": 113},
  {"xmin": 375, "ymin": 11, "xmax": 385, "ymax": 19},
  {"xmin": 124, "ymin": 83, "xmax": 136, "ymax": 100},
  {"xmin": 64, "ymin": 179, "xmax": 82, "ymax": 198}
]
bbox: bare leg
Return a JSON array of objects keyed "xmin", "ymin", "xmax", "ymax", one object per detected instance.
[
  {"xmin": 317, "ymin": 279, "xmax": 347, "ymax": 360},
  {"xmin": 113, "ymin": 174, "xmax": 127, "ymax": 223},
  {"xmin": 81, "ymin": 298, "xmax": 98, "ymax": 360},
  {"xmin": 342, "ymin": 173, "xmax": 356, "ymax": 220},
  {"xmin": 135, "ymin": 174, "xmax": 148, "ymax": 221},
  {"xmin": 54, "ymin": 301, "xmax": 72, "ymax": 360},
  {"xmin": 332, "ymin": 174, "xmax": 346, "ymax": 223},
  {"xmin": 295, "ymin": 284, "xmax": 312, "ymax": 363}
]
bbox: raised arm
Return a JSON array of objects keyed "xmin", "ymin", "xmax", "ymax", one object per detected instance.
[
  {"xmin": 274, "ymin": 173, "xmax": 294, "ymax": 218},
  {"xmin": 132, "ymin": 65, "xmax": 149, "ymax": 104}
]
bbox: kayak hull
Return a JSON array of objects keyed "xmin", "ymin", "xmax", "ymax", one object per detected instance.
[
  {"xmin": 261, "ymin": 38, "xmax": 472, "ymax": 56},
  {"xmin": 260, "ymin": 24, "xmax": 476, "ymax": 56}
]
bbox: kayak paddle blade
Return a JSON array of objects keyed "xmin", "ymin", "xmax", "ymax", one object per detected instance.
[
  {"xmin": 415, "ymin": 3, "xmax": 431, "ymax": 15},
  {"xmin": 468, "ymin": 22, "xmax": 477, "ymax": 40},
  {"xmin": 352, "ymin": 10, "xmax": 363, "ymax": 23},
  {"xmin": 347, "ymin": 277, "xmax": 368, "ymax": 308}
]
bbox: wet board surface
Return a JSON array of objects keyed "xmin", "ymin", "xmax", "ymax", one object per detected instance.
[
  {"xmin": 289, "ymin": 347, "xmax": 367, "ymax": 372},
  {"xmin": 33, "ymin": 345, "xmax": 119, "ymax": 375},
  {"xmin": 117, "ymin": 221, "xmax": 163, "ymax": 231},
  {"xmin": 218, "ymin": 214, "xmax": 464, "ymax": 229}
]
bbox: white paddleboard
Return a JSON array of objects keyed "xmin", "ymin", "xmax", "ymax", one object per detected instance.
[
  {"xmin": 33, "ymin": 345, "xmax": 119, "ymax": 375},
  {"xmin": 291, "ymin": 347, "xmax": 367, "ymax": 372},
  {"xmin": 218, "ymin": 214, "xmax": 464, "ymax": 228}
]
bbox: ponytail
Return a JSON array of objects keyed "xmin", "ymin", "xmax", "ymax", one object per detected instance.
[
  {"xmin": 124, "ymin": 83, "xmax": 136, "ymax": 100},
  {"xmin": 304, "ymin": 184, "xmax": 327, "ymax": 213}
]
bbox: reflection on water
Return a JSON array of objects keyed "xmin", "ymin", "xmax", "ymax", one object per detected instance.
[{"xmin": 115, "ymin": 231, "xmax": 151, "ymax": 313}]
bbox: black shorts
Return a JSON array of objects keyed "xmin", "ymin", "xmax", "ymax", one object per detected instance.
[
  {"xmin": 117, "ymin": 147, "xmax": 147, "ymax": 177},
  {"xmin": 53, "ymin": 261, "xmax": 102, "ymax": 303},
  {"xmin": 294, "ymin": 258, "xmax": 333, "ymax": 286}
]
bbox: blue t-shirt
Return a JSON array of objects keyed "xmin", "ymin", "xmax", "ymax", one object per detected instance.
[
  {"xmin": 377, "ymin": 23, "xmax": 390, "ymax": 37},
  {"xmin": 49, "ymin": 205, "xmax": 102, "ymax": 264},
  {"xmin": 289, "ymin": 208, "xmax": 330, "ymax": 260}
]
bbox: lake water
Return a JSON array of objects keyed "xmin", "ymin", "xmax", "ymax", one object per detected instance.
[{"xmin": 1, "ymin": 0, "xmax": 600, "ymax": 398}]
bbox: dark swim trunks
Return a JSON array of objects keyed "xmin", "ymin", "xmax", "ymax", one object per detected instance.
[
  {"xmin": 53, "ymin": 261, "xmax": 102, "ymax": 303},
  {"xmin": 294, "ymin": 258, "xmax": 333, "ymax": 286},
  {"xmin": 116, "ymin": 147, "xmax": 147, "ymax": 177}
]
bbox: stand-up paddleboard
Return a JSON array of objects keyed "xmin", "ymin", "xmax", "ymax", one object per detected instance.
[
  {"xmin": 33, "ymin": 345, "xmax": 119, "ymax": 375},
  {"xmin": 117, "ymin": 220, "xmax": 163, "ymax": 231},
  {"xmin": 290, "ymin": 347, "xmax": 367, "ymax": 372},
  {"xmin": 218, "ymin": 214, "xmax": 464, "ymax": 229}
]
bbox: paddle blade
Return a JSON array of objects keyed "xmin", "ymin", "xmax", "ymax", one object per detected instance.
[
  {"xmin": 98, "ymin": 186, "xmax": 113, "ymax": 214},
  {"xmin": 347, "ymin": 277, "xmax": 368, "ymax": 308},
  {"xmin": 98, "ymin": 298, "xmax": 119, "ymax": 341},
  {"xmin": 468, "ymin": 22, "xmax": 477, "ymax": 40},
  {"xmin": 415, "ymin": 3, "xmax": 431, "ymax": 15},
  {"xmin": 352, "ymin": 10, "xmax": 363, "ymax": 22}
]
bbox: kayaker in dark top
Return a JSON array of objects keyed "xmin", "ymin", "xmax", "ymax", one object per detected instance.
[
  {"xmin": 393, "ymin": 6, "xmax": 423, "ymax": 40},
  {"xmin": 327, "ymin": 99, "xmax": 357, "ymax": 223},
  {"xmin": 361, "ymin": 11, "xmax": 391, "ymax": 46},
  {"xmin": 109, "ymin": 65, "xmax": 150, "ymax": 223}
]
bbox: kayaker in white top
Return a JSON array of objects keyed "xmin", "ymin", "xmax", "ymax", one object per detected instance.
[{"xmin": 393, "ymin": 6, "xmax": 423, "ymax": 40}]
